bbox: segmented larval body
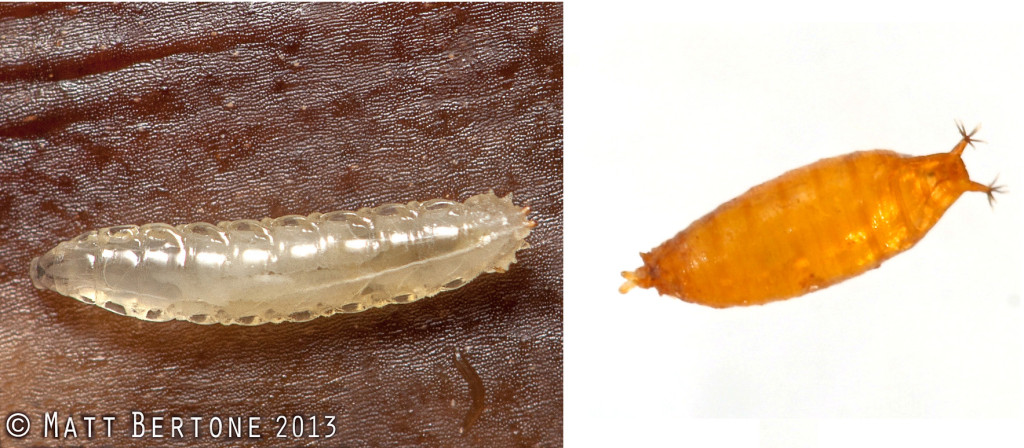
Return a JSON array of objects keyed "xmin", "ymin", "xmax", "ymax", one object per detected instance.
[{"xmin": 31, "ymin": 192, "xmax": 534, "ymax": 325}]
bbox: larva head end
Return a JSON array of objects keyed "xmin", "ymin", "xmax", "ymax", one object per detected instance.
[
  {"xmin": 29, "ymin": 254, "xmax": 57, "ymax": 292},
  {"xmin": 29, "ymin": 257, "xmax": 45, "ymax": 290}
]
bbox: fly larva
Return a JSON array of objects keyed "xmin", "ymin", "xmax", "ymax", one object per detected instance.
[
  {"xmin": 453, "ymin": 349, "xmax": 485, "ymax": 436},
  {"xmin": 31, "ymin": 191, "xmax": 535, "ymax": 325},
  {"xmin": 620, "ymin": 122, "xmax": 1002, "ymax": 308}
]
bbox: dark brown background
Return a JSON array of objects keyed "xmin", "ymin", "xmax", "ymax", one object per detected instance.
[{"xmin": 0, "ymin": 3, "xmax": 562, "ymax": 447}]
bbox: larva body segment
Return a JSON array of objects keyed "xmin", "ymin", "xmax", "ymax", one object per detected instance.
[
  {"xmin": 31, "ymin": 191, "xmax": 534, "ymax": 325},
  {"xmin": 621, "ymin": 123, "xmax": 1000, "ymax": 308}
]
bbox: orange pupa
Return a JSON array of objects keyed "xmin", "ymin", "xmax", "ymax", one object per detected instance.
[{"xmin": 620, "ymin": 122, "xmax": 1002, "ymax": 308}]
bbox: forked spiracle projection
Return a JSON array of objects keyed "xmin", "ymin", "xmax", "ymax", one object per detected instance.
[
  {"xmin": 621, "ymin": 122, "xmax": 1003, "ymax": 308},
  {"xmin": 31, "ymin": 191, "xmax": 535, "ymax": 325}
]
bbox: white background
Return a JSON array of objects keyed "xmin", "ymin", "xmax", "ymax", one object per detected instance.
[{"xmin": 565, "ymin": 3, "xmax": 1023, "ymax": 447}]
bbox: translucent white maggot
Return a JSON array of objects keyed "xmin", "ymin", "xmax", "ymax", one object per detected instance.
[{"xmin": 31, "ymin": 191, "xmax": 535, "ymax": 325}]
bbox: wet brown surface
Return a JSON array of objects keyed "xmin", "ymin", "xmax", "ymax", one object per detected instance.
[{"xmin": 0, "ymin": 3, "xmax": 562, "ymax": 446}]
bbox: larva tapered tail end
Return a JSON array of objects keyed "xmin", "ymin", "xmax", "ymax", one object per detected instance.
[{"xmin": 520, "ymin": 206, "xmax": 538, "ymax": 229}]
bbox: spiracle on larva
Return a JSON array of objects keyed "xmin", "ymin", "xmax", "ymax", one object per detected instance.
[{"xmin": 30, "ymin": 191, "xmax": 535, "ymax": 325}]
